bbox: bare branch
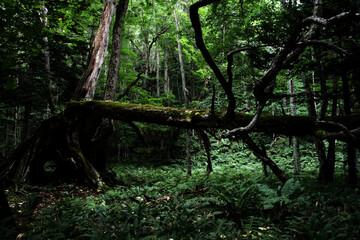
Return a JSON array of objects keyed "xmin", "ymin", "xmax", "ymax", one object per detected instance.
[
  {"xmin": 148, "ymin": 27, "xmax": 168, "ymax": 55},
  {"xmin": 316, "ymin": 120, "xmax": 357, "ymax": 140},
  {"xmin": 190, "ymin": 0, "xmax": 236, "ymax": 117},
  {"xmin": 222, "ymin": 102, "xmax": 265, "ymax": 138},
  {"xmin": 302, "ymin": 11, "xmax": 351, "ymax": 26}
]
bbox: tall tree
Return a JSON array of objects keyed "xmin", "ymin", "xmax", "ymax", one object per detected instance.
[
  {"xmin": 41, "ymin": 3, "xmax": 56, "ymax": 114},
  {"xmin": 174, "ymin": 8, "xmax": 191, "ymax": 175},
  {"xmin": 174, "ymin": 9, "xmax": 188, "ymax": 107},
  {"xmin": 163, "ymin": 43, "xmax": 170, "ymax": 94},
  {"xmin": 289, "ymin": 78, "xmax": 301, "ymax": 174},
  {"xmin": 156, "ymin": 40, "xmax": 161, "ymax": 96},
  {"xmin": 104, "ymin": 0, "xmax": 130, "ymax": 101},
  {"xmin": 73, "ymin": 0, "xmax": 116, "ymax": 100},
  {"xmin": 343, "ymin": 71, "xmax": 358, "ymax": 186}
]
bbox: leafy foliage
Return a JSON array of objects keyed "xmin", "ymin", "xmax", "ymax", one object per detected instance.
[{"xmin": 4, "ymin": 150, "xmax": 360, "ymax": 239}]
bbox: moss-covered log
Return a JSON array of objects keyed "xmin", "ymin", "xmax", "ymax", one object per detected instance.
[
  {"xmin": 65, "ymin": 100, "xmax": 360, "ymax": 138},
  {"xmin": 2, "ymin": 100, "xmax": 360, "ymax": 188}
]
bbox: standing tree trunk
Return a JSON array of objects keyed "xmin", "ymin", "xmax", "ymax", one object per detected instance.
[
  {"xmin": 13, "ymin": 107, "xmax": 19, "ymax": 149},
  {"xmin": 143, "ymin": 26, "xmax": 150, "ymax": 89},
  {"xmin": 343, "ymin": 71, "xmax": 358, "ymax": 186},
  {"xmin": 73, "ymin": 0, "xmax": 116, "ymax": 100},
  {"xmin": 174, "ymin": 9, "xmax": 188, "ymax": 107},
  {"xmin": 301, "ymin": 72, "xmax": 317, "ymax": 116},
  {"xmin": 103, "ymin": 0, "xmax": 129, "ymax": 101},
  {"xmin": 22, "ymin": 104, "xmax": 31, "ymax": 142},
  {"xmin": 324, "ymin": 76, "xmax": 338, "ymax": 183},
  {"xmin": 244, "ymin": 82, "xmax": 250, "ymax": 111},
  {"xmin": 302, "ymin": 71, "xmax": 328, "ymax": 182},
  {"xmin": 3, "ymin": 125, "xmax": 8, "ymax": 157},
  {"xmin": 96, "ymin": 0, "xmax": 130, "ymax": 172},
  {"xmin": 156, "ymin": 40, "xmax": 160, "ymax": 96},
  {"xmin": 41, "ymin": 3, "xmax": 56, "ymax": 114},
  {"xmin": 71, "ymin": 0, "xmax": 117, "ymax": 182},
  {"xmin": 289, "ymin": 78, "xmax": 301, "ymax": 174},
  {"xmin": 164, "ymin": 43, "xmax": 170, "ymax": 94},
  {"xmin": 315, "ymin": 46, "xmax": 332, "ymax": 183},
  {"xmin": 174, "ymin": 9, "xmax": 191, "ymax": 175}
]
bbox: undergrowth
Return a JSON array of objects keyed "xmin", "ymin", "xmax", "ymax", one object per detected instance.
[
  {"xmin": 2, "ymin": 137, "xmax": 360, "ymax": 239},
  {"xmin": 3, "ymin": 162, "xmax": 360, "ymax": 240}
]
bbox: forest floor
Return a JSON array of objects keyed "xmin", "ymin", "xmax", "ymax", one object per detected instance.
[
  {"xmin": 2, "ymin": 162, "xmax": 360, "ymax": 240},
  {"xmin": 5, "ymin": 183, "xmax": 100, "ymax": 226}
]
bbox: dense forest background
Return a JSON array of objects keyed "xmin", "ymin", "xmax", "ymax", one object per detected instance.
[{"xmin": 1, "ymin": 0, "xmax": 360, "ymax": 239}]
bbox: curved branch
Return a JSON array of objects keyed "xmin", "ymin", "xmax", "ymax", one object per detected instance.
[
  {"xmin": 301, "ymin": 12, "xmax": 350, "ymax": 26},
  {"xmin": 316, "ymin": 120, "xmax": 357, "ymax": 140},
  {"xmin": 190, "ymin": 0, "xmax": 236, "ymax": 117},
  {"xmin": 222, "ymin": 102, "xmax": 265, "ymax": 138}
]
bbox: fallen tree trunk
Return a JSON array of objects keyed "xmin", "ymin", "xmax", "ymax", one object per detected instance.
[
  {"xmin": 65, "ymin": 101, "xmax": 360, "ymax": 138},
  {"xmin": 2, "ymin": 100, "xmax": 360, "ymax": 188}
]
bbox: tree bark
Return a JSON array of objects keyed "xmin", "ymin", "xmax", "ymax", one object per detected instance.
[
  {"xmin": 103, "ymin": 0, "xmax": 129, "ymax": 101},
  {"xmin": 73, "ymin": 0, "xmax": 116, "ymax": 100},
  {"xmin": 99, "ymin": 0, "xmax": 129, "ymax": 174},
  {"xmin": 302, "ymin": 71, "xmax": 329, "ymax": 182},
  {"xmin": 13, "ymin": 107, "xmax": 19, "ymax": 148}
]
